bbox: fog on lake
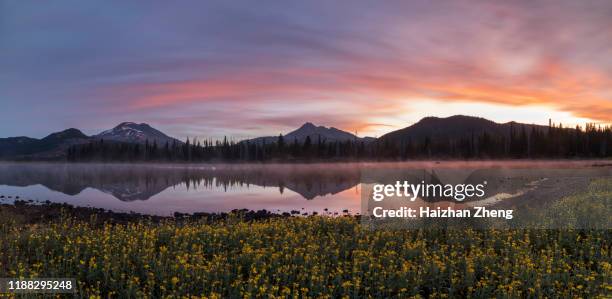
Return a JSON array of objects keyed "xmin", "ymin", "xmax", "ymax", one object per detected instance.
[{"xmin": 0, "ymin": 161, "xmax": 610, "ymax": 216}]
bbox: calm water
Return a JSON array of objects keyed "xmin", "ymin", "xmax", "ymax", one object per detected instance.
[{"xmin": 0, "ymin": 161, "xmax": 610, "ymax": 216}]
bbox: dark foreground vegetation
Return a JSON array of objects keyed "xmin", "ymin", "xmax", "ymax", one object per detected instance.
[
  {"xmin": 1, "ymin": 204, "xmax": 610, "ymax": 298},
  {"xmin": 0, "ymin": 201, "xmax": 286, "ymax": 225},
  {"xmin": 67, "ymin": 122, "xmax": 612, "ymax": 162}
]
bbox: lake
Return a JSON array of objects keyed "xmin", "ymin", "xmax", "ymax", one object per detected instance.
[{"xmin": 0, "ymin": 161, "xmax": 610, "ymax": 216}]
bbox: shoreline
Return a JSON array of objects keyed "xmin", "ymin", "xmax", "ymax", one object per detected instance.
[
  {"xmin": 0, "ymin": 201, "xmax": 295, "ymax": 225},
  {"xmin": 0, "ymin": 159, "xmax": 611, "ymax": 168}
]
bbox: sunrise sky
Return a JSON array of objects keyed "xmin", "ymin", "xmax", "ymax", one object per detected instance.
[{"xmin": 1, "ymin": 1, "xmax": 611, "ymax": 139}]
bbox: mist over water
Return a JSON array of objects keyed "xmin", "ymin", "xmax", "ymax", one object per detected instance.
[{"xmin": 0, "ymin": 161, "xmax": 610, "ymax": 216}]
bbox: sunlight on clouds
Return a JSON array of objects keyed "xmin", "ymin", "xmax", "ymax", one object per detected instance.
[
  {"xmin": 360, "ymin": 99, "xmax": 601, "ymax": 137},
  {"xmin": 1, "ymin": 1, "xmax": 612, "ymax": 138}
]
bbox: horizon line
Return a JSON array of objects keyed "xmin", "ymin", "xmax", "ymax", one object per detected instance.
[{"xmin": 4, "ymin": 114, "xmax": 612, "ymax": 141}]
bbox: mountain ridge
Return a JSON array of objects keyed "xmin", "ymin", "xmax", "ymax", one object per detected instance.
[
  {"xmin": 0, "ymin": 116, "xmax": 561, "ymax": 160},
  {"xmin": 244, "ymin": 122, "xmax": 374, "ymax": 145},
  {"xmin": 380, "ymin": 115, "xmax": 549, "ymax": 142},
  {"xmin": 0, "ymin": 128, "xmax": 90, "ymax": 158},
  {"xmin": 0, "ymin": 122, "xmax": 180, "ymax": 159}
]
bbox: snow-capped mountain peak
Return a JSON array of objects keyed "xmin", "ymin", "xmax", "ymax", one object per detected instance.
[{"xmin": 95, "ymin": 122, "xmax": 180, "ymax": 145}]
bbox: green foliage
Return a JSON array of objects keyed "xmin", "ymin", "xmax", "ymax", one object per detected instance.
[
  {"xmin": 1, "ymin": 216, "xmax": 610, "ymax": 298},
  {"xmin": 545, "ymin": 179, "xmax": 612, "ymax": 229}
]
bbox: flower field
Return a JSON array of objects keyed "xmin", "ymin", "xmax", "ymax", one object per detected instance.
[{"xmin": 1, "ymin": 213, "xmax": 610, "ymax": 298}]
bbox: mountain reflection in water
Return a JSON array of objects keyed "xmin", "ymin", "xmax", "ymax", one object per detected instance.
[
  {"xmin": 0, "ymin": 162, "xmax": 610, "ymax": 216},
  {"xmin": 0, "ymin": 163, "xmax": 362, "ymax": 201}
]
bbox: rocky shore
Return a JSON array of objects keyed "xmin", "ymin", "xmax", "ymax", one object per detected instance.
[{"xmin": 0, "ymin": 200, "xmax": 292, "ymax": 225}]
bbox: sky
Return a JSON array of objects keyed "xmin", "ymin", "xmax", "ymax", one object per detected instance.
[{"xmin": 1, "ymin": 0, "xmax": 611, "ymax": 140}]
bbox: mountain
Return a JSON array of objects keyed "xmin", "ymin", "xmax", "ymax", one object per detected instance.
[
  {"xmin": 245, "ymin": 122, "xmax": 373, "ymax": 144},
  {"xmin": 94, "ymin": 122, "xmax": 181, "ymax": 145},
  {"xmin": 380, "ymin": 115, "xmax": 548, "ymax": 142},
  {"xmin": 0, "ymin": 123, "xmax": 180, "ymax": 160},
  {"xmin": 41, "ymin": 128, "xmax": 88, "ymax": 144},
  {"xmin": 36, "ymin": 128, "xmax": 90, "ymax": 154},
  {"xmin": 0, "ymin": 128, "xmax": 90, "ymax": 159},
  {"xmin": 0, "ymin": 137, "xmax": 39, "ymax": 157}
]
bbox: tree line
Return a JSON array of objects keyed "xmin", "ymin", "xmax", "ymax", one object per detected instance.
[
  {"xmin": 376, "ymin": 123, "xmax": 612, "ymax": 159},
  {"xmin": 67, "ymin": 135, "xmax": 369, "ymax": 162},
  {"xmin": 67, "ymin": 123, "xmax": 612, "ymax": 162}
]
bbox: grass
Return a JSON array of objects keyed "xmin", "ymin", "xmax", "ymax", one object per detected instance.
[
  {"xmin": 0, "ymin": 215, "xmax": 610, "ymax": 298},
  {"xmin": 0, "ymin": 179, "xmax": 610, "ymax": 298}
]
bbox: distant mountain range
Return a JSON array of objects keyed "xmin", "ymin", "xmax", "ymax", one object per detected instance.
[
  {"xmin": 0, "ymin": 128, "xmax": 89, "ymax": 159},
  {"xmin": 0, "ymin": 122, "xmax": 181, "ymax": 159},
  {"xmin": 245, "ymin": 122, "xmax": 375, "ymax": 144},
  {"xmin": 0, "ymin": 116, "xmax": 551, "ymax": 160},
  {"xmin": 380, "ymin": 115, "xmax": 548, "ymax": 143}
]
